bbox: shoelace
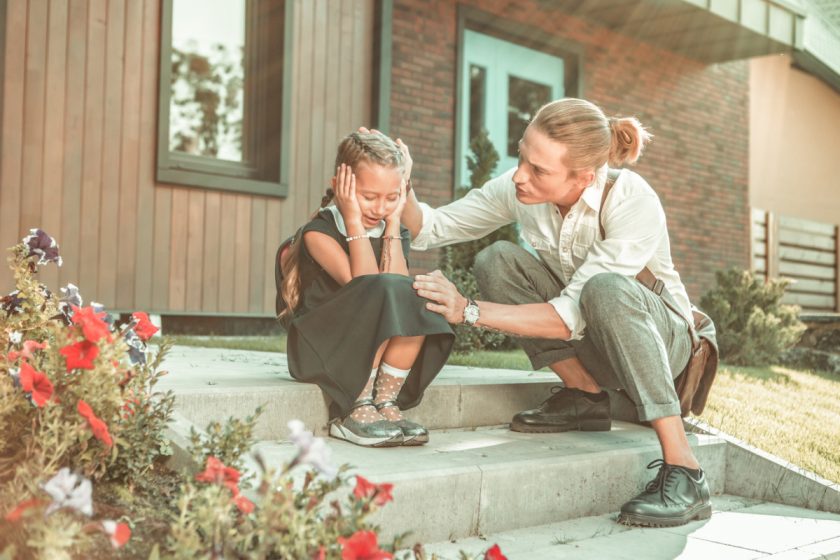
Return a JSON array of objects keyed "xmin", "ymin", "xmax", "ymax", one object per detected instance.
[{"xmin": 644, "ymin": 459, "xmax": 698, "ymax": 505}]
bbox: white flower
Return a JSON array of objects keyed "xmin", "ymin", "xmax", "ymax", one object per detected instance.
[
  {"xmin": 41, "ymin": 468, "xmax": 93, "ymax": 516},
  {"xmin": 287, "ymin": 420, "xmax": 336, "ymax": 478},
  {"xmin": 9, "ymin": 331, "xmax": 22, "ymax": 345},
  {"xmin": 59, "ymin": 283, "xmax": 83, "ymax": 308}
]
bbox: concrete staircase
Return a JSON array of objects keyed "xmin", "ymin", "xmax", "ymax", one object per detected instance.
[{"xmin": 159, "ymin": 346, "xmax": 840, "ymax": 559}]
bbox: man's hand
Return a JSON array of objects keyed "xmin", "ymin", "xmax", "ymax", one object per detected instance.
[{"xmin": 413, "ymin": 270, "xmax": 468, "ymax": 324}]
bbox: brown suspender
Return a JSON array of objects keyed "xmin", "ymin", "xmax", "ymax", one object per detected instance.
[{"xmin": 598, "ymin": 169, "xmax": 700, "ymax": 350}]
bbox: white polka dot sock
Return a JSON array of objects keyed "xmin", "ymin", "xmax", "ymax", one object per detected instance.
[
  {"xmin": 374, "ymin": 362, "xmax": 410, "ymax": 422},
  {"xmin": 349, "ymin": 368, "xmax": 381, "ymax": 424}
]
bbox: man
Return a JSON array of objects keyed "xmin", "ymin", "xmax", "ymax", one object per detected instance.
[{"xmin": 402, "ymin": 98, "xmax": 714, "ymax": 527}]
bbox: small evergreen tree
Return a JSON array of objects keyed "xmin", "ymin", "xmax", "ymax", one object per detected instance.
[
  {"xmin": 700, "ymin": 269, "xmax": 806, "ymax": 366},
  {"xmin": 441, "ymin": 129, "xmax": 518, "ymax": 352}
]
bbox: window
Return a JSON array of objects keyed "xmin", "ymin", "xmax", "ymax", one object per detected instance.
[{"xmin": 157, "ymin": 0, "xmax": 290, "ymax": 197}]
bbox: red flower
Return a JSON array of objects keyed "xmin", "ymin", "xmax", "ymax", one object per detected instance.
[
  {"xmin": 233, "ymin": 494, "xmax": 255, "ymax": 514},
  {"xmin": 60, "ymin": 340, "xmax": 99, "ymax": 371},
  {"xmin": 196, "ymin": 456, "xmax": 241, "ymax": 488},
  {"xmin": 353, "ymin": 475, "xmax": 394, "ymax": 506},
  {"xmin": 7, "ymin": 341, "xmax": 48, "ymax": 363},
  {"xmin": 101, "ymin": 520, "xmax": 131, "ymax": 548},
  {"xmin": 484, "ymin": 544, "xmax": 507, "ymax": 560},
  {"xmin": 196, "ymin": 457, "xmax": 254, "ymax": 514},
  {"xmin": 338, "ymin": 531, "xmax": 393, "ymax": 560},
  {"xmin": 4, "ymin": 498, "xmax": 45, "ymax": 522},
  {"xmin": 70, "ymin": 305, "xmax": 111, "ymax": 343},
  {"xmin": 21, "ymin": 340, "xmax": 47, "ymax": 359},
  {"xmin": 77, "ymin": 400, "xmax": 113, "ymax": 447},
  {"xmin": 20, "ymin": 361, "xmax": 53, "ymax": 407},
  {"xmin": 19, "ymin": 361, "xmax": 54, "ymax": 407},
  {"xmin": 131, "ymin": 311, "xmax": 159, "ymax": 341},
  {"xmin": 313, "ymin": 546, "xmax": 326, "ymax": 560}
]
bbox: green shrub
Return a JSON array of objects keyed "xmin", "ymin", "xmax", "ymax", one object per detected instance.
[
  {"xmin": 442, "ymin": 129, "xmax": 517, "ymax": 353},
  {"xmin": 699, "ymin": 269, "xmax": 806, "ymax": 366}
]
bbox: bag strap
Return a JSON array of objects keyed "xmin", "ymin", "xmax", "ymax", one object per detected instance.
[{"xmin": 598, "ymin": 170, "xmax": 700, "ymax": 350}]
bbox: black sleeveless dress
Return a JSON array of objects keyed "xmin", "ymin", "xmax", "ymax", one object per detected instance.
[{"xmin": 286, "ymin": 209, "xmax": 455, "ymax": 419}]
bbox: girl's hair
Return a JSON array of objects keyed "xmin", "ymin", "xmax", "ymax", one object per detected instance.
[
  {"xmin": 530, "ymin": 98, "xmax": 652, "ymax": 173},
  {"xmin": 278, "ymin": 132, "xmax": 404, "ymax": 323}
]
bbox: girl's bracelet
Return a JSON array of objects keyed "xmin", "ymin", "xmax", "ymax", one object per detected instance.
[{"xmin": 345, "ymin": 233, "xmax": 370, "ymax": 242}]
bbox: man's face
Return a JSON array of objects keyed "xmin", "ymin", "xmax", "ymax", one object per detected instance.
[{"xmin": 512, "ymin": 126, "xmax": 593, "ymax": 207}]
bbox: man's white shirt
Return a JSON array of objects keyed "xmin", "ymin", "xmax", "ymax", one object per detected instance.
[{"xmin": 411, "ymin": 167, "xmax": 692, "ymax": 340}]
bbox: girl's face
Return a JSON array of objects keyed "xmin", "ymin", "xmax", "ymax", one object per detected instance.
[{"xmin": 352, "ymin": 162, "xmax": 403, "ymax": 227}]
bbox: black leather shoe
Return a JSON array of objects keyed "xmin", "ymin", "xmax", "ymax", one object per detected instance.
[
  {"xmin": 618, "ymin": 459, "xmax": 712, "ymax": 527},
  {"xmin": 510, "ymin": 387, "xmax": 611, "ymax": 433}
]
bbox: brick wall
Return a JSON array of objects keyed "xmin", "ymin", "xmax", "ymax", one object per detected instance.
[{"xmin": 390, "ymin": 0, "xmax": 751, "ymax": 302}]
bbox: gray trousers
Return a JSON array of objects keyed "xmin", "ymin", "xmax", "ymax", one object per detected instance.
[{"xmin": 474, "ymin": 241, "xmax": 691, "ymax": 422}]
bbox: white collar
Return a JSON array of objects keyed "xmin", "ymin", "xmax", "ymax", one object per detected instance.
[
  {"xmin": 324, "ymin": 205, "xmax": 386, "ymax": 237},
  {"xmin": 581, "ymin": 165, "xmax": 617, "ymax": 212}
]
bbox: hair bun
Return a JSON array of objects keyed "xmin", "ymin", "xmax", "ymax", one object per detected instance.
[{"xmin": 608, "ymin": 116, "xmax": 652, "ymax": 167}]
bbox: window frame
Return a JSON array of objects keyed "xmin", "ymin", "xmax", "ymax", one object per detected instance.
[
  {"xmin": 156, "ymin": 0, "xmax": 293, "ymax": 197},
  {"xmin": 454, "ymin": 5, "xmax": 584, "ymax": 191}
]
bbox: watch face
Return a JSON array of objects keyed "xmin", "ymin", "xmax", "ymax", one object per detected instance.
[{"xmin": 465, "ymin": 305, "xmax": 479, "ymax": 324}]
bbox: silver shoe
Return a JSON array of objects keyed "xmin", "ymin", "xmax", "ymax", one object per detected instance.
[
  {"xmin": 329, "ymin": 399, "xmax": 403, "ymax": 447},
  {"xmin": 375, "ymin": 400, "xmax": 429, "ymax": 446}
]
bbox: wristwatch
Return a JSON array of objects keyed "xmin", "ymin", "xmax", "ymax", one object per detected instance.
[{"xmin": 463, "ymin": 298, "xmax": 480, "ymax": 326}]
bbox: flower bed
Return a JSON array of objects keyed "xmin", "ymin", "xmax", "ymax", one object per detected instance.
[{"xmin": 0, "ymin": 230, "xmax": 505, "ymax": 559}]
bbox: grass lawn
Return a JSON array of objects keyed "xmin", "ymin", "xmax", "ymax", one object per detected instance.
[{"xmin": 167, "ymin": 334, "xmax": 840, "ymax": 483}]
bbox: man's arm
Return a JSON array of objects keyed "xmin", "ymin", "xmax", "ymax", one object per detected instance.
[
  {"xmin": 413, "ymin": 270, "xmax": 573, "ymax": 340},
  {"xmin": 401, "ymin": 189, "xmax": 424, "ymax": 239}
]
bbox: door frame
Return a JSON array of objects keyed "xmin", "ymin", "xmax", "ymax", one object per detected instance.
[{"xmin": 454, "ymin": 5, "xmax": 584, "ymax": 192}]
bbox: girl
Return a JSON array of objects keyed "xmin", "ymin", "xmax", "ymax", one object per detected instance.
[{"xmin": 279, "ymin": 131, "xmax": 454, "ymax": 447}]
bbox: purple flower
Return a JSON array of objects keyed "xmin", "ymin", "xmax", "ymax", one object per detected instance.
[
  {"xmin": 1, "ymin": 291, "xmax": 26, "ymax": 316},
  {"xmin": 22, "ymin": 229, "xmax": 62, "ymax": 267},
  {"xmin": 8, "ymin": 367, "xmax": 21, "ymax": 389},
  {"xmin": 57, "ymin": 284, "xmax": 83, "ymax": 320},
  {"xmin": 123, "ymin": 329, "xmax": 147, "ymax": 365}
]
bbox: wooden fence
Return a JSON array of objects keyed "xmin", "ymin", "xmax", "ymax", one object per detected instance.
[{"xmin": 752, "ymin": 209, "xmax": 840, "ymax": 312}]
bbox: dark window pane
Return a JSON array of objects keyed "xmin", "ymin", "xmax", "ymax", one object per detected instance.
[
  {"xmin": 469, "ymin": 64, "xmax": 486, "ymax": 144},
  {"xmin": 507, "ymin": 76, "xmax": 551, "ymax": 157},
  {"xmin": 169, "ymin": 0, "xmax": 246, "ymax": 162}
]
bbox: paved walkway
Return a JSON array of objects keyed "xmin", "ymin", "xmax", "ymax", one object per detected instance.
[{"xmin": 422, "ymin": 495, "xmax": 840, "ymax": 559}]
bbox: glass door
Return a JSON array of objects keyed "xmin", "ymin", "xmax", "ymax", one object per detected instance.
[{"xmin": 459, "ymin": 30, "xmax": 565, "ymax": 186}]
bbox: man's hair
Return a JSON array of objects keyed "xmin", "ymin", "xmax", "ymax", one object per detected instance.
[{"xmin": 530, "ymin": 98, "xmax": 652, "ymax": 172}]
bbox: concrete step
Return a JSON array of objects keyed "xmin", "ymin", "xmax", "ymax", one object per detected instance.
[
  {"xmin": 240, "ymin": 423, "xmax": 727, "ymax": 544},
  {"xmin": 157, "ymin": 346, "xmax": 569, "ymax": 438},
  {"xmin": 418, "ymin": 495, "xmax": 840, "ymax": 560}
]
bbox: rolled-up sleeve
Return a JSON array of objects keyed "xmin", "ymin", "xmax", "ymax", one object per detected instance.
[
  {"xmin": 410, "ymin": 169, "xmax": 518, "ymax": 251},
  {"xmin": 548, "ymin": 193, "xmax": 666, "ymax": 340}
]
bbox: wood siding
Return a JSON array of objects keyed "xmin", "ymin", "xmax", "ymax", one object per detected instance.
[
  {"xmin": 0, "ymin": 0, "xmax": 374, "ymax": 315},
  {"xmin": 752, "ymin": 209, "xmax": 839, "ymax": 312}
]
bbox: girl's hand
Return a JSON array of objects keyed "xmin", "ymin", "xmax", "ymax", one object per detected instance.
[
  {"xmin": 385, "ymin": 177, "xmax": 408, "ymax": 229},
  {"xmin": 333, "ymin": 164, "xmax": 363, "ymax": 231}
]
